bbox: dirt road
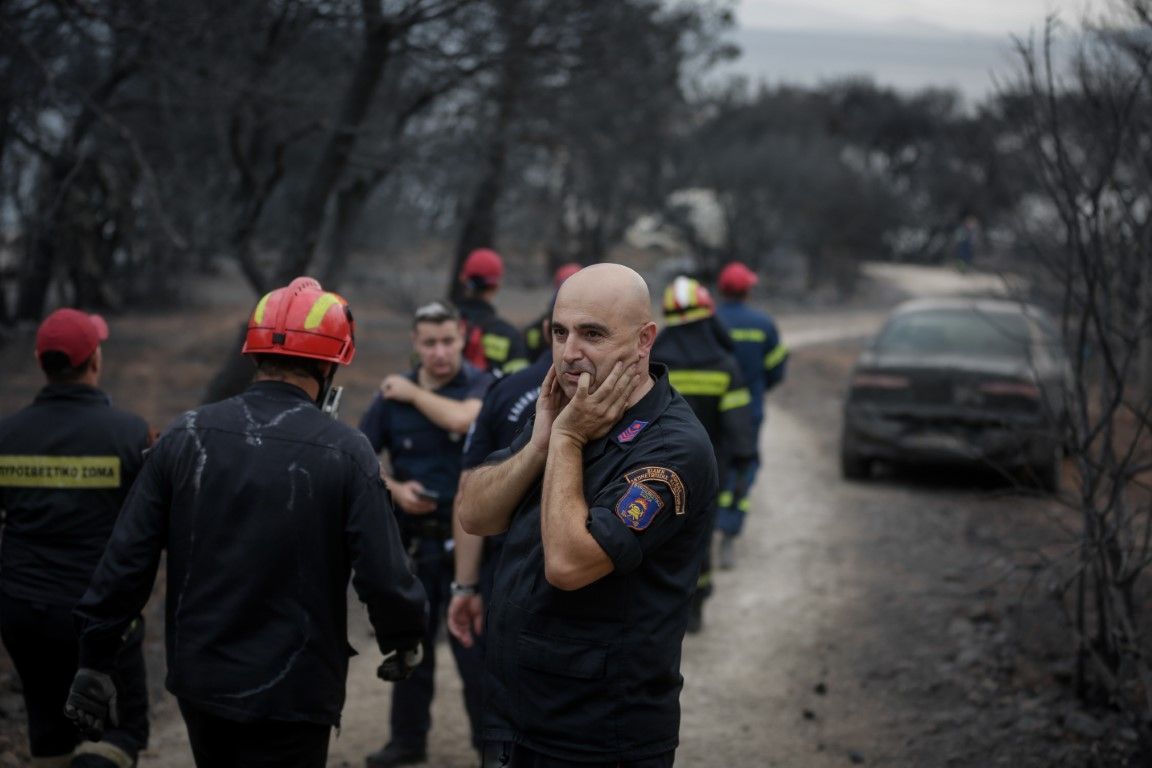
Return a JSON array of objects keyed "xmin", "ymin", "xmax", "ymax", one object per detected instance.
[{"xmin": 130, "ymin": 340, "xmax": 1098, "ymax": 767}]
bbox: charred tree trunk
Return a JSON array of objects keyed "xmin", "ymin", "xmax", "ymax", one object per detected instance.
[
  {"xmin": 448, "ymin": 0, "xmax": 526, "ymax": 302},
  {"xmin": 275, "ymin": 3, "xmax": 394, "ymax": 288}
]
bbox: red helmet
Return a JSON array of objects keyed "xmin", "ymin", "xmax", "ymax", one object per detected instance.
[
  {"xmin": 460, "ymin": 248, "xmax": 504, "ymax": 287},
  {"xmin": 717, "ymin": 261, "xmax": 759, "ymax": 294},
  {"xmin": 552, "ymin": 262, "xmax": 582, "ymax": 289},
  {"xmin": 242, "ymin": 277, "xmax": 355, "ymax": 365},
  {"xmin": 662, "ymin": 276, "xmax": 714, "ymax": 326}
]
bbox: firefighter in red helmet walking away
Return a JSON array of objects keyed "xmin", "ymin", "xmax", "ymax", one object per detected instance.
[{"xmin": 66, "ymin": 277, "xmax": 429, "ymax": 768}]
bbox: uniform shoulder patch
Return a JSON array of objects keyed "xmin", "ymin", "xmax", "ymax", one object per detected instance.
[
  {"xmin": 622, "ymin": 466, "xmax": 686, "ymax": 517},
  {"xmin": 615, "ymin": 482, "xmax": 664, "ymax": 530}
]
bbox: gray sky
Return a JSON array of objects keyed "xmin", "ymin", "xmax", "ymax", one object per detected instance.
[
  {"xmin": 736, "ymin": 0, "xmax": 1091, "ymax": 35},
  {"xmin": 721, "ymin": 0, "xmax": 1097, "ymax": 103}
]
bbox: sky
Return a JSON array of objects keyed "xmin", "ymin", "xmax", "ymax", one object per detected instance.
[
  {"xmin": 722, "ymin": 0, "xmax": 1099, "ymax": 103},
  {"xmin": 735, "ymin": 0, "xmax": 1092, "ymax": 36}
]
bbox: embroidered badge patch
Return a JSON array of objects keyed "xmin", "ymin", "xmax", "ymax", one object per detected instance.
[
  {"xmin": 615, "ymin": 482, "xmax": 664, "ymax": 530},
  {"xmin": 616, "ymin": 420, "xmax": 649, "ymax": 443},
  {"xmin": 624, "ymin": 466, "xmax": 686, "ymax": 516}
]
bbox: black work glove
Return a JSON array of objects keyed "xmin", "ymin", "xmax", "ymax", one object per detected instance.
[
  {"xmin": 377, "ymin": 643, "xmax": 423, "ymax": 682},
  {"xmin": 64, "ymin": 668, "xmax": 118, "ymax": 740}
]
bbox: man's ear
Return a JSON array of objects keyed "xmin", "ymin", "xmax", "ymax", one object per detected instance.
[
  {"xmin": 89, "ymin": 347, "xmax": 103, "ymax": 378},
  {"xmin": 637, "ymin": 321, "xmax": 657, "ymax": 358}
]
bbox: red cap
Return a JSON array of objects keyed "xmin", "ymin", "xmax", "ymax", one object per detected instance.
[
  {"xmin": 552, "ymin": 262, "xmax": 581, "ymax": 289},
  {"xmin": 717, "ymin": 261, "xmax": 759, "ymax": 294},
  {"xmin": 460, "ymin": 248, "xmax": 504, "ymax": 287},
  {"xmin": 36, "ymin": 308, "xmax": 109, "ymax": 367}
]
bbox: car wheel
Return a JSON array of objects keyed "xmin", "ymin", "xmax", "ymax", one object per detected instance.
[{"xmin": 840, "ymin": 438, "xmax": 871, "ymax": 481}]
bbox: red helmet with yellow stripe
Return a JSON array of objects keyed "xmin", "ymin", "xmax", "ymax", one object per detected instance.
[
  {"xmin": 662, "ymin": 276, "xmax": 715, "ymax": 326},
  {"xmin": 242, "ymin": 277, "xmax": 355, "ymax": 365}
]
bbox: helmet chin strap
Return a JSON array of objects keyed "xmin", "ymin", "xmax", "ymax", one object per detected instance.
[{"xmin": 313, "ymin": 364, "xmax": 337, "ymax": 407}]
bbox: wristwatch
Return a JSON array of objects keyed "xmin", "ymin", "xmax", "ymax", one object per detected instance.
[{"xmin": 450, "ymin": 581, "xmax": 479, "ymax": 597}]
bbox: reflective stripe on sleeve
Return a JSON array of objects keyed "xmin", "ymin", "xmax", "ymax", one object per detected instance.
[
  {"xmin": 482, "ymin": 333, "xmax": 511, "ymax": 362},
  {"xmin": 667, "ymin": 370, "xmax": 731, "ymax": 397},
  {"xmin": 720, "ymin": 387, "xmax": 752, "ymax": 411},
  {"xmin": 764, "ymin": 343, "xmax": 789, "ymax": 371}
]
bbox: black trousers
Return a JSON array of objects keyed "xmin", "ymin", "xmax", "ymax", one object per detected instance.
[
  {"xmin": 390, "ymin": 536, "xmax": 485, "ymax": 750},
  {"xmin": 0, "ymin": 592, "xmax": 149, "ymax": 759},
  {"xmin": 481, "ymin": 742, "xmax": 676, "ymax": 768},
  {"xmin": 178, "ymin": 700, "xmax": 331, "ymax": 768}
]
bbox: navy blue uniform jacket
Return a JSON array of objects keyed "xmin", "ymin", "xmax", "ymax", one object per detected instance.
[
  {"xmin": 0, "ymin": 384, "xmax": 151, "ymax": 606},
  {"xmin": 74, "ymin": 381, "xmax": 428, "ymax": 726}
]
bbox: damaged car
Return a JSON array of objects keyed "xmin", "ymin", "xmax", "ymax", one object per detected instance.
[{"xmin": 839, "ymin": 297, "xmax": 1070, "ymax": 491}]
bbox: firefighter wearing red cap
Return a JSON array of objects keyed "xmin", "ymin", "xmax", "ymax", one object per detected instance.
[
  {"xmin": 66, "ymin": 278, "xmax": 428, "ymax": 768},
  {"xmin": 457, "ymin": 248, "xmax": 529, "ymax": 376},
  {"xmin": 714, "ymin": 262, "xmax": 788, "ymax": 568},
  {"xmin": 651, "ymin": 276, "xmax": 757, "ymax": 632},
  {"xmin": 0, "ymin": 309, "xmax": 153, "ymax": 768}
]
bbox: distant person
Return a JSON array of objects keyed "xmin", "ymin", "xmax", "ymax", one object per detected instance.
[
  {"xmin": 457, "ymin": 248, "xmax": 529, "ymax": 376},
  {"xmin": 66, "ymin": 278, "xmax": 428, "ymax": 768},
  {"xmin": 954, "ymin": 215, "xmax": 979, "ymax": 272},
  {"xmin": 0, "ymin": 308, "xmax": 152, "ymax": 768},
  {"xmin": 359, "ymin": 300, "xmax": 492, "ymax": 768},
  {"xmin": 714, "ymin": 261, "xmax": 788, "ymax": 568},
  {"xmin": 653, "ymin": 276, "xmax": 757, "ymax": 630},
  {"xmin": 457, "ymin": 263, "xmax": 717, "ymax": 766},
  {"xmin": 523, "ymin": 262, "xmax": 581, "ymax": 362}
]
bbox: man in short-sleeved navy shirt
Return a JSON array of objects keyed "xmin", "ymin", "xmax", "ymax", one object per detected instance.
[
  {"xmin": 457, "ymin": 264, "xmax": 716, "ymax": 766},
  {"xmin": 359, "ymin": 301, "xmax": 492, "ymax": 767}
]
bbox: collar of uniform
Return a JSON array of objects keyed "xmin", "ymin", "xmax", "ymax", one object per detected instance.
[
  {"xmin": 458, "ymin": 297, "xmax": 496, "ymax": 321},
  {"xmin": 411, "ymin": 363, "xmax": 472, "ymax": 391},
  {"xmin": 35, "ymin": 383, "xmax": 111, "ymax": 406},
  {"xmin": 247, "ymin": 379, "xmax": 315, "ymax": 403},
  {"xmin": 584, "ymin": 362, "xmax": 672, "ymax": 457}
]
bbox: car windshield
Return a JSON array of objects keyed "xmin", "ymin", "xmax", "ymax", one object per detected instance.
[{"xmin": 876, "ymin": 308, "xmax": 1031, "ymax": 358}]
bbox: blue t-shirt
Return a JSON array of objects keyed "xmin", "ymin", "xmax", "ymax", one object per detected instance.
[{"xmin": 359, "ymin": 362, "xmax": 491, "ymax": 519}]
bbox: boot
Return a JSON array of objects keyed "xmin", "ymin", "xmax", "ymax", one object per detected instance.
[{"xmin": 366, "ymin": 742, "xmax": 427, "ymax": 768}]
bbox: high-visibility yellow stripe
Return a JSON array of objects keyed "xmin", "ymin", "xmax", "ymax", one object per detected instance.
[
  {"xmin": 252, "ymin": 293, "xmax": 272, "ymax": 325},
  {"xmin": 664, "ymin": 307, "xmax": 713, "ymax": 326},
  {"xmin": 737, "ymin": 497, "xmax": 751, "ymax": 512},
  {"xmin": 668, "ymin": 370, "xmax": 730, "ymax": 396},
  {"xmin": 0, "ymin": 455, "xmax": 121, "ymax": 489},
  {"xmin": 720, "ymin": 387, "xmax": 751, "ymax": 411},
  {"xmin": 502, "ymin": 358, "xmax": 529, "ymax": 374},
  {"xmin": 304, "ymin": 293, "xmax": 341, "ymax": 330},
  {"xmin": 482, "ymin": 333, "xmax": 511, "ymax": 362},
  {"xmin": 730, "ymin": 328, "xmax": 767, "ymax": 343},
  {"xmin": 764, "ymin": 343, "xmax": 789, "ymax": 370},
  {"xmin": 526, "ymin": 328, "xmax": 541, "ymax": 348},
  {"xmin": 717, "ymin": 490, "xmax": 733, "ymax": 508}
]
